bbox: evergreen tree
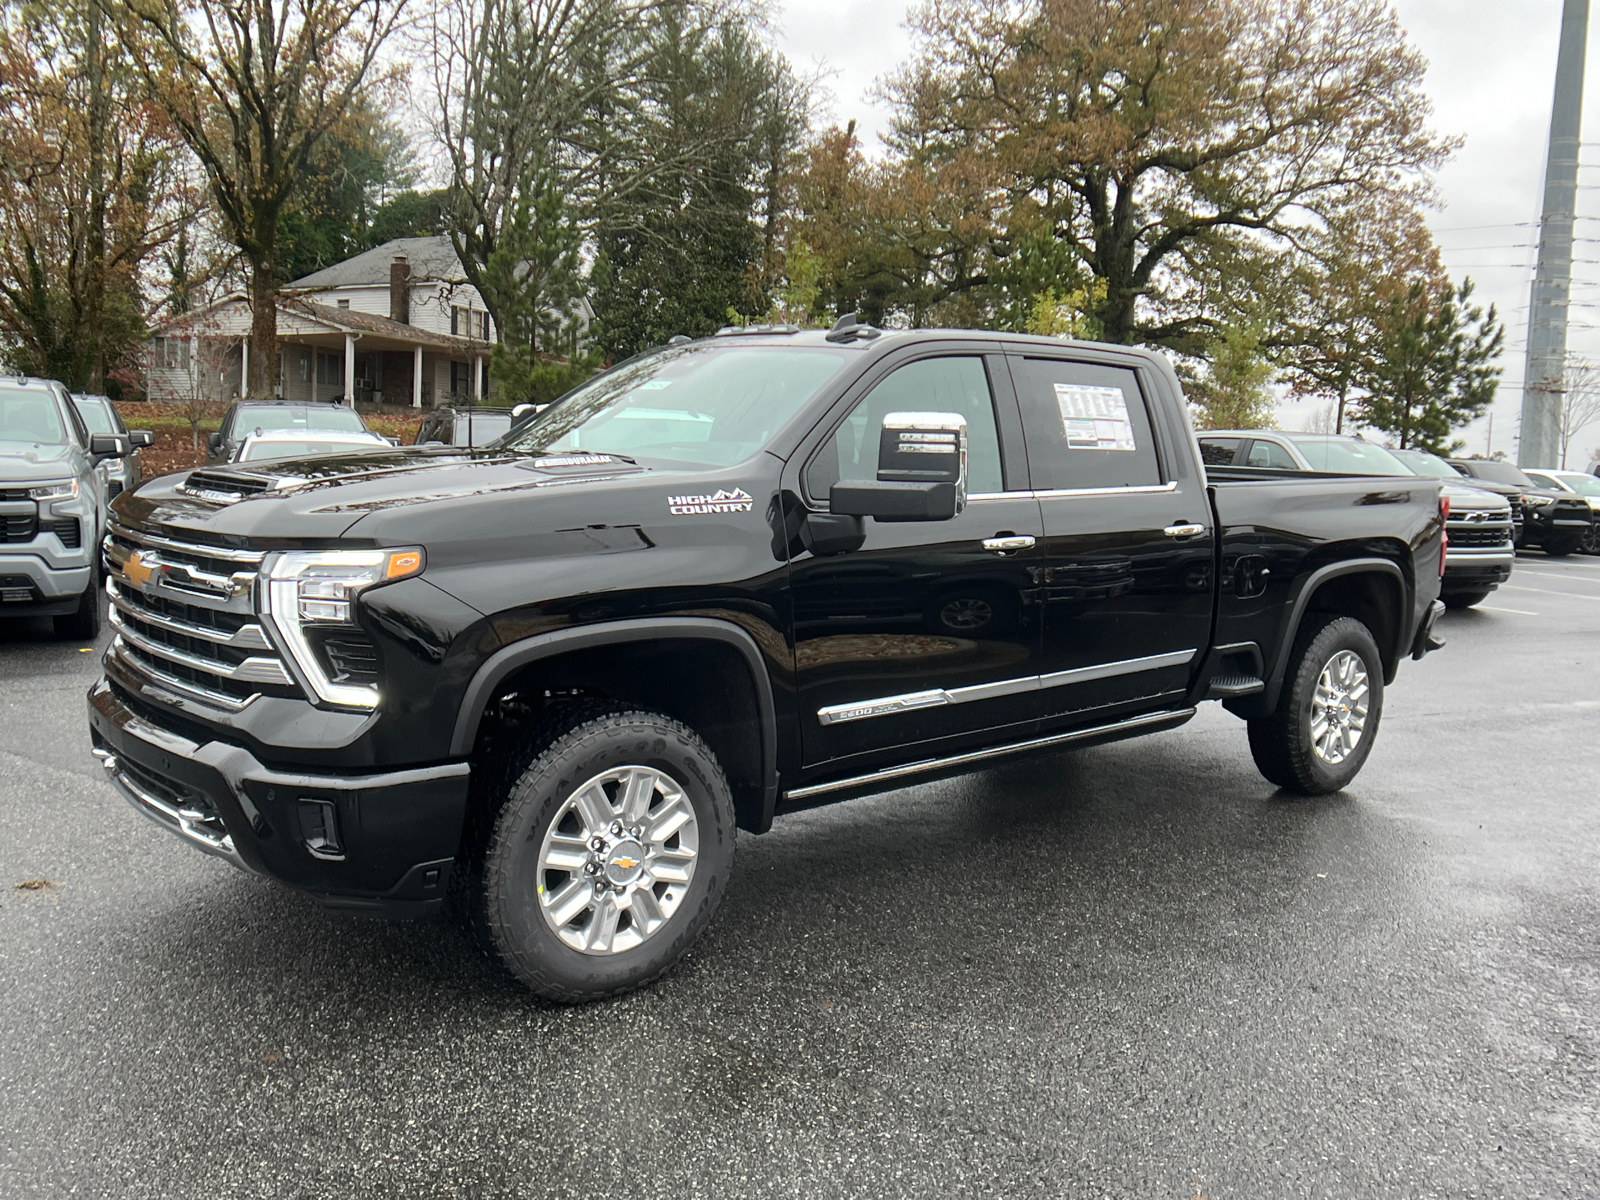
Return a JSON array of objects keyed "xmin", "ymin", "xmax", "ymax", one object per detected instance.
[{"xmin": 1357, "ymin": 280, "xmax": 1503, "ymax": 453}]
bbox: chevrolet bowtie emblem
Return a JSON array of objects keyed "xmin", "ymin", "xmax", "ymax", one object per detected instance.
[
  {"xmin": 611, "ymin": 856, "xmax": 639, "ymax": 870},
  {"xmin": 125, "ymin": 550, "xmax": 154, "ymax": 589}
]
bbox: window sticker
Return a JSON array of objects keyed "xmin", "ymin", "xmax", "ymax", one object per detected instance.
[{"xmin": 1053, "ymin": 383, "xmax": 1136, "ymax": 451}]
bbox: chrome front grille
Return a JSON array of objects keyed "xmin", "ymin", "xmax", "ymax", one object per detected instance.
[
  {"xmin": 1446, "ymin": 515, "xmax": 1514, "ymax": 549},
  {"xmin": 105, "ymin": 522, "xmax": 301, "ymax": 710}
]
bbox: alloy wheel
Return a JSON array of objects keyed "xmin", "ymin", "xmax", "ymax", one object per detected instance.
[
  {"xmin": 1310, "ymin": 649, "xmax": 1370, "ymax": 766},
  {"xmin": 535, "ymin": 765, "xmax": 699, "ymax": 955}
]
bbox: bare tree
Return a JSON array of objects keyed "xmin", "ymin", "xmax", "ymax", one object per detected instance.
[
  {"xmin": 105, "ymin": 0, "xmax": 408, "ymax": 395},
  {"xmin": 1559, "ymin": 355, "xmax": 1600, "ymax": 469}
]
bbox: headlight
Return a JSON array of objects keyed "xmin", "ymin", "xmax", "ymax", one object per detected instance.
[
  {"xmin": 262, "ymin": 548, "xmax": 424, "ymax": 708},
  {"xmin": 28, "ymin": 479, "xmax": 77, "ymax": 500},
  {"xmin": 1522, "ymin": 494, "xmax": 1555, "ymax": 509}
]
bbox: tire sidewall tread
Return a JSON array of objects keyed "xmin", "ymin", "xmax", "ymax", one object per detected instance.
[{"xmin": 473, "ymin": 707, "xmax": 734, "ymax": 1003}]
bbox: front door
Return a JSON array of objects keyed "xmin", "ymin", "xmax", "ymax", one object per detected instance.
[
  {"xmin": 1006, "ymin": 354, "xmax": 1215, "ymax": 726},
  {"xmin": 789, "ymin": 352, "xmax": 1047, "ymax": 770}
]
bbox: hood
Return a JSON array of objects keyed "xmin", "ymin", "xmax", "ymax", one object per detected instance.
[
  {"xmin": 1441, "ymin": 481, "xmax": 1509, "ymax": 511},
  {"xmin": 113, "ymin": 445, "xmax": 659, "ymax": 544},
  {"xmin": 0, "ymin": 441, "xmax": 77, "ymax": 482}
]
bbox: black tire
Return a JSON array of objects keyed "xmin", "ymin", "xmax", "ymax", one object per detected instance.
[
  {"xmin": 1581, "ymin": 523, "xmax": 1600, "ymax": 555},
  {"xmin": 468, "ymin": 705, "xmax": 735, "ymax": 1002},
  {"xmin": 53, "ymin": 564, "xmax": 101, "ymax": 641},
  {"xmin": 1247, "ymin": 614, "xmax": 1384, "ymax": 795},
  {"xmin": 1441, "ymin": 589, "xmax": 1492, "ymax": 610}
]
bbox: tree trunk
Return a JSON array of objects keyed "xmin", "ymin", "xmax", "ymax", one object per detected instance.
[{"xmin": 248, "ymin": 262, "xmax": 278, "ymax": 397}]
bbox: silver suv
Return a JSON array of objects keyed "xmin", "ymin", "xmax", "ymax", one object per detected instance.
[{"xmin": 0, "ymin": 377, "xmax": 130, "ymax": 637}]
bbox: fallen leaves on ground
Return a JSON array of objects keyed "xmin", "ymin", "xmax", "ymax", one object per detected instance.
[{"xmin": 14, "ymin": 879, "xmax": 57, "ymax": 890}]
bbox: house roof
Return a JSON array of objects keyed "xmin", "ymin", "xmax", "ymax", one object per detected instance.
[
  {"xmin": 285, "ymin": 236, "xmax": 465, "ymax": 290},
  {"xmin": 151, "ymin": 294, "xmax": 490, "ymax": 354}
]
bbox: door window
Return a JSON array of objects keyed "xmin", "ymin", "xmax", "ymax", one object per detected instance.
[
  {"xmin": 805, "ymin": 356, "xmax": 1006, "ymax": 498},
  {"xmin": 1011, "ymin": 359, "xmax": 1161, "ymax": 490},
  {"xmin": 1244, "ymin": 438, "xmax": 1298, "ymax": 469},
  {"xmin": 1199, "ymin": 437, "xmax": 1241, "ymax": 466}
]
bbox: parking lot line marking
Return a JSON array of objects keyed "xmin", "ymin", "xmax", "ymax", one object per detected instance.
[
  {"xmin": 1476, "ymin": 604, "xmax": 1539, "ymax": 615},
  {"xmin": 1502, "ymin": 583, "xmax": 1600, "ymax": 601},
  {"xmin": 1515, "ymin": 569, "xmax": 1600, "ymax": 585}
]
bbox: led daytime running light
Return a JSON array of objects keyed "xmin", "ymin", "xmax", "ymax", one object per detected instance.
[{"xmin": 262, "ymin": 548, "xmax": 423, "ymax": 709}]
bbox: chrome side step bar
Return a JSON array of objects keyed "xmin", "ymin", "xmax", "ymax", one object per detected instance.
[{"xmin": 784, "ymin": 707, "xmax": 1197, "ymax": 803}]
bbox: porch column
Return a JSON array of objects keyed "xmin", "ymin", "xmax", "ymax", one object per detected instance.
[
  {"xmin": 413, "ymin": 345, "xmax": 423, "ymax": 408},
  {"xmin": 344, "ymin": 333, "xmax": 356, "ymax": 403},
  {"xmin": 310, "ymin": 349, "xmax": 317, "ymax": 403},
  {"xmin": 472, "ymin": 353, "xmax": 482, "ymax": 400},
  {"xmin": 240, "ymin": 338, "xmax": 249, "ymax": 397}
]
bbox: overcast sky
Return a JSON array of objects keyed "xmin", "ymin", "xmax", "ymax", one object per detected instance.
[{"xmin": 773, "ymin": 0, "xmax": 1599, "ymax": 459}]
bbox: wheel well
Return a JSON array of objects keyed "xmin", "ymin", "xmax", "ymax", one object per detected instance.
[
  {"xmin": 1302, "ymin": 569, "xmax": 1405, "ymax": 681},
  {"xmin": 469, "ymin": 637, "xmax": 770, "ymax": 832}
]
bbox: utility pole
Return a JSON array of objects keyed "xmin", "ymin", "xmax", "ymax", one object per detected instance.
[{"xmin": 1521, "ymin": 0, "xmax": 1590, "ymax": 469}]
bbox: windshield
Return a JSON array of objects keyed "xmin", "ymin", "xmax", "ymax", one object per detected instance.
[
  {"xmin": 237, "ymin": 405, "xmax": 366, "ymax": 435},
  {"xmin": 0, "ymin": 387, "xmax": 67, "ymax": 445},
  {"xmin": 1457, "ymin": 460, "xmax": 1534, "ymax": 487},
  {"xmin": 241, "ymin": 438, "xmax": 383, "ymax": 462},
  {"xmin": 72, "ymin": 397, "xmax": 117, "ymax": 435},
  {"xmin": 1285, "ymin": 436, "xmax": 1410, "ymax": 475},
  {"xmin": 1391, "ymin": 448, "xmax": 1463, "ymax": 479},
  {"xmin": 499, "ymin": 344, "xmax": 853, "ymax": 469},
  {"xmin": 1539, "ymin": 471, "xmax": 1600, "ymax": 496}
]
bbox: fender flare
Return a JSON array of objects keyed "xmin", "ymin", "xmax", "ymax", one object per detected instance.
[
  {"xmin": 1256, "ymin": 557, "xmax": 1408, "ymax": 714},
  {"xmin": 449, "ymin": 617, "xmax": 780, "ymax": 830}
]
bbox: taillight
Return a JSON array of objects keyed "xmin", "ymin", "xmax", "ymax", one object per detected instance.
[{"xmin": 1439, "ymin": 494, "xmax": 1450, "ymax": 576}]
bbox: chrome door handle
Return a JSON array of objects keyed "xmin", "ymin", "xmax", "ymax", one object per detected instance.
[
  {"xmin": 982, "ymin": 535, "xmax": 1036, "ymax": 553},
  {"xmin": 1164, "ymin": 523, "xmax": 1206, "ymax": 538}
]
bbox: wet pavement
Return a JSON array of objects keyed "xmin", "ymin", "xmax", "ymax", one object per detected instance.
[{"xmin": 2, "ymin": 553, "xmax": 1598, "ymax": 1199}]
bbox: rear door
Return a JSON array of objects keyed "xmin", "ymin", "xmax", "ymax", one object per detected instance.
[
  {"xmin": 787, "ymin": 348, "xmax": 1047, "ymax": 770},
  {"xmin": 1006, "ymin": 353, "xmax": 1214, "ymax": 727}
]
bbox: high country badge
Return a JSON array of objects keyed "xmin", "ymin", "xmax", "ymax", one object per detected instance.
[{"xmin": 668, "ymin": 488, "xmax": 755, "ymax": 516}]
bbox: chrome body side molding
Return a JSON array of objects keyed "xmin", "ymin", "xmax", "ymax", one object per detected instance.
[{"xmin": 816, "ymin": 649, "xmax": 1196, "ymax": 726}]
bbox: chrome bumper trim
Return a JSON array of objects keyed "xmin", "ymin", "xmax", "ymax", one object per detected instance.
[{"xmin": 92, "ymin": 747, "xmax": 246, "ymax": 868}]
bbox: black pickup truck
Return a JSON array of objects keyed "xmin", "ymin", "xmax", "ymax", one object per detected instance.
[{"xmin": 88, "ymin": 326, "xmax": 1446, "ymax": 1000}]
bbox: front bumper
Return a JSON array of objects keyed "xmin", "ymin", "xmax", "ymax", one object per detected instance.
[
  {"xmin": 0, "ymin": 546, "xmax": 92, "ymax": 616},
  {"xmin": 1443, "ymin": 546, "xmax": 1513, "ymax": 590},
  {"xmin": 87, "ymin": 680, "xmax": 472, "ymax": 915}
]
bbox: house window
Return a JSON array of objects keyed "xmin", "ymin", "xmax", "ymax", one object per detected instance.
[
  {"xmin": 152, "ymin": 336, "xmax": 190, "ymax": 370},
  {"xmin": 299, "ymin": 349, "xmax": 311, "ymax": 383},
  {"xmin": 337, "ymin": 298, "xmax": 350, "ymax": 310},
  {"xmin": 451, "ymin": 306, "xmax": 491, "ymax": 341},
  {"xmin": 316, "ymin": 351, "xmax": 344, "ymax": 387}
]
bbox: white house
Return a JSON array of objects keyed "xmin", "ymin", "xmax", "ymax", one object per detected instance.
[{"xmin": 145, "ymin": 235, "xmax": 582, "ymax": 407}]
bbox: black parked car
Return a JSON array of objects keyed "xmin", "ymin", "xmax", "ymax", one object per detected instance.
[
  {"xmin": 1447, "ymin": 458, "xmax": 1594, "ymax": 556},
  {"xmin": 207, "ymin": 399, "xmax": 370, "ymax": 464},
  {"xmin": 412, "ymin": 405, "xmax": 516, "ymax": 448}
]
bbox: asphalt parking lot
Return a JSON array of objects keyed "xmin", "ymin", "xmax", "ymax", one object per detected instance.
[{"xmin": 2, "ymin": 554, "xmax": 1598, "ymax": 1200}]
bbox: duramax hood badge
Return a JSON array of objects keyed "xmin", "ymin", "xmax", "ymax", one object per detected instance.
[{"xmin": 668, "ymin": 488, "xmax": 754, "ymax": 516}]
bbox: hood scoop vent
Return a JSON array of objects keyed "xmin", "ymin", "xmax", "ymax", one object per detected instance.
[{"xmin": 180, "ymin": 469, "xmax": 287, "ymax": 504}]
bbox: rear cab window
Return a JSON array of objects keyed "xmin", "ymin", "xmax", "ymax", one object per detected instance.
[
  {"xmin": 1199, "ymin": 438, "xmax": 1241, "ymax": 466},
  {"xmin": 1009, "ymin": 358, "xmax": 1162, "ymax": 489}
]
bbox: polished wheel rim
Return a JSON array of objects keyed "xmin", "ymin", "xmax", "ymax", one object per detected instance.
[
  {"xmin": 1310, "ymin": 649, "xmax": 1369, "ymax": 766},
  {"xmin": 536, "ymin": 765, "xmax": 699, "ymax": 955},
  {"xmin": 940, "ymin": 597, "xmax": 993, "ymax": 630}
]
